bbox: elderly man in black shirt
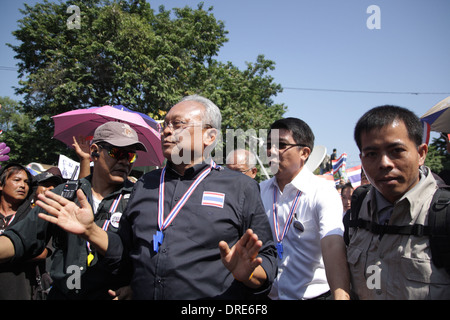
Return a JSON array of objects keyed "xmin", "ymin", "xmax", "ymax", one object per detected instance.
[{"xmin": 34, "ymin": 95, "xmax": 277, "ymax": 299}]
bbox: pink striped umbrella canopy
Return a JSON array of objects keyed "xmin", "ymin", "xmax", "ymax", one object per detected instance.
[{"xmin": 52, "ymin": 105, "xmax": 163, "ymax": 167}]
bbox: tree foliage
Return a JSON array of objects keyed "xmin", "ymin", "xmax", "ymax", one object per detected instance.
[
  {"xmin": 8, "ymin": 0, "xmax": 285, "ymax": 165},
  {"xmin": 425, "ymin": 136, "xmax": 450, "ymax": 174},
  {"xmin": 0, "ymin": 96, "xmax": 62, "ymax": 165}
]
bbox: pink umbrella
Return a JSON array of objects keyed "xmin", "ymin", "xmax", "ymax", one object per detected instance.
[{"xmin": 52, "ymin": 106, "xmax": 163, "ymax": 167}]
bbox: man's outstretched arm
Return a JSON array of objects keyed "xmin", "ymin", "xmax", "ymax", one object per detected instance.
[{"xmin": 0, "ymin": 236, "xmax": 15, "ymax": 263}]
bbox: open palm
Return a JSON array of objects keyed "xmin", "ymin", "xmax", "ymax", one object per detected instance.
[
  {"xmin": 219, "ymin": 229, "xmax": 263, "ymax": 282},
  {"xmin": 37, "ymin": 189, "xmax": 94, "ymax": 236}
]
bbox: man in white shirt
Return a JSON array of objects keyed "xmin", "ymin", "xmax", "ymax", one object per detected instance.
[{"xmin": 260, "ymin": 117, "xmax": 350, "ymax": 300}]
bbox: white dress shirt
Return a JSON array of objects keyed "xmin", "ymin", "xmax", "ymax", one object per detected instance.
[{"xmin": 260, "ymin": 167, "xmax": 344, "ymax": 299}]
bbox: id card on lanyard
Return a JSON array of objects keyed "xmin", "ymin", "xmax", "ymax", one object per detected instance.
[
  {"xmin": 153, "ymin": 160, "xmax": 218, "ymax": 253},
  {"xmin": 272, "ymin": 187, "xmax": 302, "ymax": 259}
]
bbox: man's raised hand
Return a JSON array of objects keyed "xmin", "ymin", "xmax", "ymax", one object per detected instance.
[
  {"xmin": 37, "ymin": 189, "xmax": 94, "ymax": 237},
  {"xmin": 219, "ymin": 229, "xmax": 265, "ymax": 288}
]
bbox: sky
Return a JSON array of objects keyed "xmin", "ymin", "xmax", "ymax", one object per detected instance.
[{"xmin": 1, "ymin": 0, "xmax": 449, "ymax": 168}]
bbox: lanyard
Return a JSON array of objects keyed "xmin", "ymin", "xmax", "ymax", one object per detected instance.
[
  {"xmin": 4, "ymin": 214, "xmax": 15, "ymax": 227},
  {"xmin": 157, "ymin": 160, "xmax": 217, "ymax": 232},
  {"xmin": 0, "ymin": 214, "xmax": 16, "ymax": 234},
  {"xmin": 87, "ymin": 193, "xmax": 123, "ymax": 266},
  {"xmin": 153, "ymin": 160, "xmax": 217, "ymax": 253},
  {"xmin": 272, "ymin": 187, "xmax": 302, "ymax": 258}
]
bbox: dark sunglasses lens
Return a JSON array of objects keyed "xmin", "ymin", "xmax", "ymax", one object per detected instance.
[
  {"xmin": 109, "ymin": 148, "xmax": 137, "ymax": 163},
  {"xmin": 128, "ymin": 152, "xmax": 137, "ymax": 163}
]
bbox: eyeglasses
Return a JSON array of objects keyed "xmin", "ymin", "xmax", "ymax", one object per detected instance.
[
  {"xmin": 99, "ymin": 145, "xmax": 138, "ymax": 164},
  {"xmin": 266, "ymin": 141, "xmax": 310, "ymax": 151},
  {"xmin": 161, "ymin": 120, "xmax": 212, "ymax": 132},
  {"xmin": 239, "ymin": 168, "xmax": 253, "ymax": 174}
]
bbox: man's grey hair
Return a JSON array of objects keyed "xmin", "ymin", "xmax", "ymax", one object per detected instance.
[{"xmin": 181, "ymin": 95, "xmax": 222, "ymax": 131}]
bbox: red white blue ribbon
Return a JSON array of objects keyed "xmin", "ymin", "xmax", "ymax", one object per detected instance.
[
  {"xmin": 87, "ymin": 193, "xmax": 123, "ymax": 253},
  {"xmin": 158, "ymin": 160, "xmax": 217, "ymax": 231},
  {"xmin": 0, "ymin": 214, "xmax": 16, "ymax": 234},
  {"xmin": 272, "ymin": 187, "xmax": 302, "ymax": 258},
  {"xmin": 98, "ymin": 193, "xmax": 123, "ymax": 232},
  {"xmin": 109, "ymin": 194, "xmax": 123, "ymax": 214}
]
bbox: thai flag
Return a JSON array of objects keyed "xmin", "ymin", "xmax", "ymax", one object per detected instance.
[
  {"xmin": 347, "ymin": 165, "xmax": 362, "ymax": 188},
  {"xmin": 332, "ymin": 153, "xmax": 347, "ymax": 174},
  {"xmin": 202, "ymin": 191, "xmax": 225, "ymax": 208}
]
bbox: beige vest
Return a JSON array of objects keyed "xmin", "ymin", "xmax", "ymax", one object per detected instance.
[{"xmin": 347, "ymin": 168, "xmax": 450, "ymax": 299}]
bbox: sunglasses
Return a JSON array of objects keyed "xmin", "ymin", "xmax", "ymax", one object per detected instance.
[
  {"xmin": 266, "ymin": 141, "xmax": 310, "ymax": 151},
  {"xmin": 99, "ymin": 145, "xmax": 138, "ymax": 164}
]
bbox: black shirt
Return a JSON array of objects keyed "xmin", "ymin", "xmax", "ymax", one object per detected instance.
[
  {"xmin": 3, "ymin": 176, "xmax": 134, "ymax": 299},
  {"xmin": 0, "ymin": 187, "xmax": 38, "ymax": 300},
  {"xmin": 106, "ymin": 162, "xmax": 277, "ymax": 300}
]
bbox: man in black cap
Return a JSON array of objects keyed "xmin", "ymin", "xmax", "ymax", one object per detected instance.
[
  {"xmin": 0, "ymin": 121, "xmax": 146, "ymax": 299},
  {"xmin": 32, "ymin": 167, "xmax": 64, "ymax": 207}
]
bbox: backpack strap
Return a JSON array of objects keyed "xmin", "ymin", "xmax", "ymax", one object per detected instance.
[
  {"xmin": 350, "ymin": 218, "xmax": 431, "ymax": 237},
  {"xmin": 344, "ymin": 184, "xmax": 436, "ymax": 240},
  {"xmin": 343, "ymin": 184, "xmax": 372, "ymax": 245},
  {"xmin": 428, "ymin": 188, "xmax": 450, "ymax": 273},
  {"xmin": 345, "ymin": 185, "xmax": 450, "ymax": 274}
]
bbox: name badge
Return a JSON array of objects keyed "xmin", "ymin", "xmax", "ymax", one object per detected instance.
[{"xmin": 110, "ymin": 212, "xmax": 122, "ymax": 228}]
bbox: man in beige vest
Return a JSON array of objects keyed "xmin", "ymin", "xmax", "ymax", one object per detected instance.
[{"xmin": 347, "ymin": 105, "xmax": 450, "ymax": 299}]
